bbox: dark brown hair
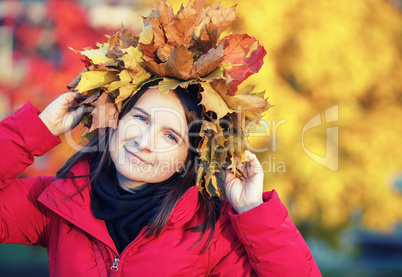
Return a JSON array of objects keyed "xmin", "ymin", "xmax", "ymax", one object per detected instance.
[{"xmin": 56, "ymin": 80, "xmax": 221, "ymax": 252}]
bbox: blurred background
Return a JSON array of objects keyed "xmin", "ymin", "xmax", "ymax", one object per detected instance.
[{"xmin": 0, "ymin": 0, "xmax": 401, "ymax": 276}]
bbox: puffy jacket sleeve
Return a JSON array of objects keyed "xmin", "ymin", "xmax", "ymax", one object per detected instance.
[
  {"xmin": 0, "ymin": 102, "xmax": 61, "ymax": 246},
  {"xmin": 210, "ymin": 190, "xmax": 321, "ymax": 277}
]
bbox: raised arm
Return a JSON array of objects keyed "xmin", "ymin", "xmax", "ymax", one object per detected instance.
[
  {"xmin": 0, "ymin": 93, "xmax": 85, "ymax": 246},
  {"xmin": 216, "ymin": 151, "xmax": 322, "ymax": 276}
]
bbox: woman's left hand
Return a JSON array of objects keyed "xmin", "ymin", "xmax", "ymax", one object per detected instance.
[{"xmin": 224, "ymin": 150, "xmax": 264, "ymax": 214}]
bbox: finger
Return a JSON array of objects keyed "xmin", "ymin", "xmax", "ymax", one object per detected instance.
[
  {"xmin": 243, "ymin": 151, "xmax": 263, "ymax": 176},
  {"xmin": 245, "ymin": 150, "xmax": 260, "ymax": 166},
  {"xmin": 73, "ymin": 92, "xmax": 86, "ymax": 102},
  {"xmin": 245, "ymin": 150, "xmax": 257, "ymax": 162},
  {"xmin": 224, "ymin": 171, "xmax": 237, "ymax": 184},
  {"xmin": 61, "ymin": 92, "xmax": 79, "ymax": 109},
  {"xmin": 71, "ymin": 105, "xmax": 85, "ymax": 128}
]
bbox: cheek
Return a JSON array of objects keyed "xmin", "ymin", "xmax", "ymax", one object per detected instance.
[
  {"xmin": 173, "ymin": 146, "xmax": 189, "ymax": 167},
  {"xmin": 117, "ymin": 117, "xmax": 144, "ymax": 140},
  {"xmin": 109, "ymin": 121, "xmax": 132, "ymax": 153},
  {"xmin": 108, "ymin": 131, "xmax": 121, "ymax": 163}
]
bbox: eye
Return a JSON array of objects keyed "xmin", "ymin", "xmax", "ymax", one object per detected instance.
[
  {"xmin": 134, "ymin": 114, "xmax": 148, "ymax": 123},
  {"xmin": 166, "ymin": 133, "xmax": 178, "ymax": 143}
]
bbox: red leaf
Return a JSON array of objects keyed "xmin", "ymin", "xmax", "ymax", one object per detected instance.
[{"xmin": 221, "ymin": 34, "xmax": 267, "ymax": 95}]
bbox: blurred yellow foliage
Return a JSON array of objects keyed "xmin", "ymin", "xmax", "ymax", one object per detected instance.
[{"xmin": 166, "ymin": 0, "xmax": 402, "ymax": 231}]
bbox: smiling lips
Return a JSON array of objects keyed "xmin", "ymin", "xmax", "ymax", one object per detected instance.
[{"xmin": 124, "ymin": 146, "xmax": 153, "ymax": 165}]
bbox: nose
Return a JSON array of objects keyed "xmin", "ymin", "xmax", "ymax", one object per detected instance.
[{"xmin": 128, "ymin": 127, "xmax": 152, "ymax": 152}]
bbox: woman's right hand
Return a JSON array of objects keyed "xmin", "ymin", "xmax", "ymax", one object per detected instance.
[{"xmin": 39, "ymin": 92, "xmax": 86, "ymax": 136}]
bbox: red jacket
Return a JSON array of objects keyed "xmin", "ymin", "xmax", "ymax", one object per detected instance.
[{"xmin": 0, "ymin": 103, "xmax": 321, "ymax": 277}]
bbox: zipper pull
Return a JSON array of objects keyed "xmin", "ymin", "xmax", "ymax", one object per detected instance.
[{"xmin": 111, "ymin": 258, "xmax": 120, "ymax": 271}]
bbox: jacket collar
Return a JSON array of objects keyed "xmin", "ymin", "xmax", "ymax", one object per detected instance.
[{"xmin": 38, "ymin": 160, "xmax": 200, "ymax": 254}]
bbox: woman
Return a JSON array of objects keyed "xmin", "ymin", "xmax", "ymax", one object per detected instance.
[
  {"xmin": 0, "ymin": 82, "xmax": 320, "ymax": 276},
  {"xmin": 0, "ymin": 0, "xmax": 322, "ymax": 275}
]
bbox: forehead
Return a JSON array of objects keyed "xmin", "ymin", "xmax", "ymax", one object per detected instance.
[
  {"xmin": 133, "ymin": 88, "xmax": 187, "ymax": 125},
  {"xmin": 135, "ymin": 88, "xmax": 183, "ymax": 111}
]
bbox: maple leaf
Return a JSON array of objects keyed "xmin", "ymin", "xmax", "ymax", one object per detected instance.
[
  {"xmin": 81, "ymin": 90, "xmax": 101, "ymax": 105},
  {"xmin": 197, "ymin": 134, "xmax": 211, "ymax": 161},
  {"xmin": 88, "ymin": 92, "xmax": 118, "ymax": 133},
  {"xmin": 156, "ymin": 44, "xmax": 174, "ymax": 62},
  {"xmin": 200, "ymin": 120, "xmax": 228, "ymax": 150},
  {"xmin": 221, "ymin": 33, "xmax": 267, "ymax": 95},
  {"xmin": 205, "ymin": 167, "xmax": 217, "ymax": 196},
  {"xmin": 75, "ymin": 71, "xmax": 118, "ymax": 93},
  {"xmin": 104, "ymin": 70, "xmax": 132, "ymax": 93},
  {"xmin": 139, "ymin": 24, "xmax": 154, "ymax": 45},
  {"xmin": 200, "ymin": 120, "xmax": 218, "ymax": 133},
  {"xmin": 211, "ymin": 78, "xmax": 271, "ymax": 120},
  {"xmin": 67, "ymin": 68, "xmax": 87, "ymax": 90},
  {"xmin": 77, "ymin": 90, "xmax": 100, "ymax": 130},
  {"xmin": 190, "ymin": 43, "xmax": 224, "ymax": 78},
  {"xmin": 156, "ymin": 78, "xmax": 195, "ymax": 94},
  {"xmin": 145, "ymin": 1, "xmax": 174, "ymax": 49},
  {"xmin": 142, "ymin": 61, "xmax": 165, "ymax": 78},
  {"xmin": 94, "ymin": 63, "xmax": 120, "ymax": 72},
  {"xmin": 230, "ymin": 111, "xmax": 245, "ymax": 135},
  {"xmin": 116, "ymin": 84, "xmax": 137, "ymax": 109},
  {"xmin": 190, "ymin": 3, "xmax": 236, "ymax": 54},
  {"xmin": 143, "ymin": 45, "xmax": 194, "ymax": 79},
  {"xmin": 199, "ymin": 67, "xmax": 224, "ymax": 82},
  {"xmin": 122, "ymin": 46, "xmax": 151, "ymax": 82},
  {"xmin": 228, "ymin": 94, "xmax": 272, "ymax": 121},
  {"xmin": 148, "ymin": 0, "xmax": 174, "ymax": 26},
  {"xmin": 138, "ymin": 43, "xmax": 157, "ymax": 62},
  {"xmin": 189, "ymin": 28, "xmax": 217, "ymax": 54},
  {"xmin": 202, "ymin": 3, "xmax": 236, "ymax": 40},
  {"xmin": 196, "ymin": 166, "xmax": 205, "ymax": 192},
  {"xmin": 164, "ymin": 1, "xmax": 198, "ymax": 46},
  {"xmin": 70, "ymin": 43, "xmax": 115, "ymax": 65},
  {"xmin": 213, "ymin": 124, "xmax": 227, "ymax": 148},
  {"xmin": 149, "ymin": 17, "xmax": 167, "ymax": 49},
  {"xmin": 214, "ymin": 143, "xmax": 228, "ymax": 164},
  {"xmin": 235, "ymin": 84, "xmax": 257, "ymax": 95},
  {"xmin": 245, "ymin": 120, "xmax": 267, "ymax": 134},
  {"xmin": 106, "ymin": 26, "xmax": 138, "ymax": 59},
  {"xmin": 200, "ymin": 82, "xmax": 233, "ymax": 119},
  {"xmin": 192, "ymin": 0, "xmax": 207, "ymax": 27}
]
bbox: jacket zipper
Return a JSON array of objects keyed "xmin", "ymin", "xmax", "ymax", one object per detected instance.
[
  {"xmin": 109, "ymin": 187, "xmax": 197, "ymax": 272},
  {"xmin": 109, "ymin": 226, "xmax": 150, "ymax": 272},
  {"xmin": 111, "ymin": 258, "xmax": 119, "ymax": 271}
]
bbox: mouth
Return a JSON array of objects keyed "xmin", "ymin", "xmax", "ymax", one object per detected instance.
[{"xmin": 124, "ymin": 146, "xmax": 153, "ymax": 165}]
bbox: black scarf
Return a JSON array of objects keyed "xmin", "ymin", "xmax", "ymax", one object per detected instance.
[{"xmin": 91, "ymin": 163, "xmax": 178, "ymax": 254}]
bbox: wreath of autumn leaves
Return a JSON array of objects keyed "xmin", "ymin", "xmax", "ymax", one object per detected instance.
[{"xmin": 67, "ymin": 0, "xmax": 271, "ymax": 196}]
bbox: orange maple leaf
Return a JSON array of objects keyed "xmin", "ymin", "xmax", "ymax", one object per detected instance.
[{"xmin": 221, "ymin": 34, "xmax": 267, "ymax": 95}]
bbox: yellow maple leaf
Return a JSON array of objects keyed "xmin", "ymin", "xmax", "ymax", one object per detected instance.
[
  {"xmin": 200, "ymin": 82, "xmax": 233, "ymax": 119},
  {"xmin": 116, "ymin": 84, "xmax": 138, "ymax": 110},
  {"xmin": 139, "ymin": 24, "xmax": 154, "ymax": 44},
  {"xmin": 104, "ymin": 70, "xmax": 132, "ymax": 92},
  {"xmin": 122, "ymin": 46, "xmax": 151, "ymax": 82},
  {"xmin": 70, "ymin": 43, "xmax": 115, "ymax": 65},
  {"xmin": 76, "ymin": 71, "xmax": 118, "ymax": 93}
]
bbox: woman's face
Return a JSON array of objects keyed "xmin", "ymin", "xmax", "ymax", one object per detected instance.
[{"xmin": 109, "ymin": 88, "xmax": 189, "ymax": 190}]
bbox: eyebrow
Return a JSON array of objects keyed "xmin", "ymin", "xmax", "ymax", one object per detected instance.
[
  {"xmin": 132, "ymin": 107, "xmax": 151, "ymax": 118},
  {"xmin": 132, "ymin": 107, "xmax": 185, "ymax": 141}
]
